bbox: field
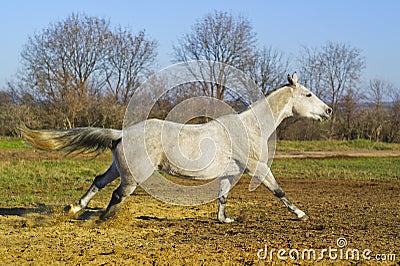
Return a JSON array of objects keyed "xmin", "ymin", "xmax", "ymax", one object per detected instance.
[{"xmin": 0, "ymin": 138, "xmax": 399, "ymax": 265}]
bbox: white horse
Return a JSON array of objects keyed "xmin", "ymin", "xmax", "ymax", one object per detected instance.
[{"xmin": 23, "ymin": 73, "xmax": 332, "ymax": 222}]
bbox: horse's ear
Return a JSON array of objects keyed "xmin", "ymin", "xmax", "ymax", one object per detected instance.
[
  {"xmin": 287, "ymin": 74, "xmax": 293, "ymax": 85},
  {"xmin": 287, "ymin": 72, "xmax": 298, "ymax": 87},
  {"xmin": 292, "ymin": 72, "xmax": 298, "ymax": 84}
]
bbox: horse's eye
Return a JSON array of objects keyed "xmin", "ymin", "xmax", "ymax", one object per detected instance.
[{"xmin": 306, "ymin": 93, "xmax": 312, "ymax": 97}]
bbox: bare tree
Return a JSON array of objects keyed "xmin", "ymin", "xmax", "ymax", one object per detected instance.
[
  {"xmin": 298, "ymin": 46, "xmax": 325, "ymax": 98},
  {"xmin": 299, "ymin": 42, "xmax": 365, "ymax": 136},
  {"xmin": 105, "ymin": 28, "xmax": 157, "ymax": 104},
  {"xmin": 248, "ymin": 46, "xmax": 289, "ymax": 95},
  {"xmin": 173, "ymin": 11, "xmax": 257, "ymax": 100},
  {"xmin": 388, "ymin": 88, "xmax": 400, "ymax": 142},
  {"xmin": 18, "ymin": 13, "xmax": 158, "ymax": 128},
  {"xmin": 367, "ymin": 79, "xmax": 400, "ymax": 142},
  {"xmin": 337, "ymin": 88, "xmax": 365, "ymax": 140},
  {"xmin": 368, "ymin": 79, "xmax": 391, "ymax": 107},
  {"xmin": 20, "ymin": 13, "xmax": 111, "ymax": 127},
  {"xmin": 367, "ymin": 79, "xmax": 387, "ymax": 140}
]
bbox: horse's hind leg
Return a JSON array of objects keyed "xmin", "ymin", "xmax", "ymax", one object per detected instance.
[
  {"xmin": 66, "ymin": 161, "xmax": 119, "ymax": 216},
  {"xmin": 100, "ymin": 140, "xmax": 139, "ymax": 220},
  {"xmin": 100, "ymin": 181, "xmax": 137, "ymax": 220}
]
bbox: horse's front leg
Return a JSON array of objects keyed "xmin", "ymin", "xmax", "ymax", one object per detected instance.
[
  {"xmin": 252, "ymin": 163, "xmax": 309, "ymax": 221},
  {"xmin": 65, "ymin": 161, "xmax": 119, "ymax": 216},
  {"xmin": 217, "ymin": 175, "xmax": 235, "ymax": 223}
]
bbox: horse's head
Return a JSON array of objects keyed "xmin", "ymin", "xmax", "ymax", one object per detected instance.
[{"xmin": 288, "ymin": 72, "xmax": 332, "ymax": 121}]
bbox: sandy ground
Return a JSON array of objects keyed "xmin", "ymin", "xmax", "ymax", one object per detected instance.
[
  {"xmin": 275, "ymin": 150, "xmax": 400, "ymax": 159},
  {"xmin": 0, "ymin": 176, "xmax": 399, "ymax": 265}
]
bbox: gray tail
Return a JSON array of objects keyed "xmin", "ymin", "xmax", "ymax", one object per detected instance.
[{"xmin": 22, "ymin": 126, "xmax": 122, "ymax": 154}]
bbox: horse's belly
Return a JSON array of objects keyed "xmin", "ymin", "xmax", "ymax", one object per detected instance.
[
  {"xmin": 160, "ymin": 148, "xmax": 240, "ymax": 180},
  {"xmin": 161, "ymin": 161, "xmax": 240, "ymax": 180}
]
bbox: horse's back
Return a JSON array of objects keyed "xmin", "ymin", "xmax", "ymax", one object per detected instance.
[{"xmin": 122, "ymin": 118, "xmax": 236, "ymax": 179}]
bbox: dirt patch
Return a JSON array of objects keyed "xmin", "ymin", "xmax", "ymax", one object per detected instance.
[
  {"xmin": 0, "ymin": 178, "xmax": 398, "ymax": 265},
  {"xmin": 275, "ymin": 150, "xmax": 400, "ymax": 159}
]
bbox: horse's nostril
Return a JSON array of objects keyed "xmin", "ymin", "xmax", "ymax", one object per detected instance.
[{"xmin": 326, "ymin": 107, "xmax": 333, "ymax": 115}]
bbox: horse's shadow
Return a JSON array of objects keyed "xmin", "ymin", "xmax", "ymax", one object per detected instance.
[
  {"xmin": 0, "ymin": 204, "xmax": 102, "ymax": 221},
  {"xmin": 0, "ymin": 204, "xmax": 54, "ymax": 217},
  {"xmin": 0, "ymin": 205, "xmax": 211, "ymax": 223}
]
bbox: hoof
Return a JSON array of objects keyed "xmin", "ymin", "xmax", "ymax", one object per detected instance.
[
  {"xmin": 100, "ymin": 209, "xmax": 116, "ymax": 221},
  {"xmin": 298, "ymin": 214, "xmax": 309, "ymax": 221},
  {"xmin": 64, "ymin": 204, "xmax": 82, "ymax": 216},
  {"xmin": 219, "ymin": 217, "xmax": 235, "ymax": 223}
]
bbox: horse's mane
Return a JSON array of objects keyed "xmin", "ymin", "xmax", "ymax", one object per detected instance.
[{"xmin": 265, "ymin": 83, "xmax": 291, "ymax": 96}]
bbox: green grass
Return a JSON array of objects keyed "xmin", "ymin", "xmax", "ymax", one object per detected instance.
[
  {"xmin": 0, "ymin": 137, "xmax": 27, "ymax": 149},
  {"xmin": 272, "ymin": 157, "xmax": 400, "ymax": 181},
  {"xmin": 1, "ymin": 156, "xmax": 398, "ymax": 208},
  {"xmin": 2, "ymin": 137, "xmax": 399, "ymax": 152},
  {"xmin": 0, "ymin": 159, "xmax": 114, "ymax": 207}
]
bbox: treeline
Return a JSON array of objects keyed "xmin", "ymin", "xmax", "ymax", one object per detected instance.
[{"xmin": 1, "ymin": 12, "xmax": 399, "ymax": 142}]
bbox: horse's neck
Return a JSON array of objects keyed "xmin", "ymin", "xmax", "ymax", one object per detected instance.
[
  {"xmin": 267, "ymin": 87, "xmax": 294, "ymax": 127},
  {"xmin": 245, "ymin": 86, "xmax": 294, "ymax": 129}
]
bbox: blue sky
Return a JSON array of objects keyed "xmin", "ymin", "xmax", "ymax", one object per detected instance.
[{"xmin": 1, "ymin": 0, "xmax": 399, "ymax": 90}]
